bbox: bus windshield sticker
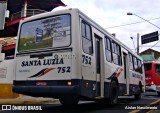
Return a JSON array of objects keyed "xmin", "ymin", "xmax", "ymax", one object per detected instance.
[{"xmin": 35, "ymin": 28, "xmax": 43, "ymax": 43}]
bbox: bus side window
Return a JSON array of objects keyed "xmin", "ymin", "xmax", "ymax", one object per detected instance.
[
  {"xmin": 112, "ymin": 41, "xmax": 121, "ymax": 65},
  {"xmin": 133, "ymin": 56, "xmax": 138, "ymax": 72},
  {"xmin": 81, "ymin": 21, "xmax": 93, "ymax": 55},
  {"xmin": 128, "ymin": 53, "xmax": 134, "ymax": 70},
  {"xmin": 105, "ymin": 36, "xmax": 112, "ymax": 62},
  {"xmin": 138, "ymin": 59, "xmax": 142, "ymax": 74}
]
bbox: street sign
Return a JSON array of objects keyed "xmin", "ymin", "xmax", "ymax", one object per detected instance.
[
  {"xmin": 141, "ymin": 31, "xmax": 159, "ymax": 44},
  {"xmin": 0, "ymin": 1, "xmax": 7, "ymax": 30}
]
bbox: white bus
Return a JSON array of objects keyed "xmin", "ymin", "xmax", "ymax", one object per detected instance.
[{"xmin": 13, "ymin": 8, "xmax": 145, "ymax": 105}]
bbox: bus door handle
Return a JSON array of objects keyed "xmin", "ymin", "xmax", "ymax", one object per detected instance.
[{"xmin": 30, "ymin": 53, "xmax": 52, "ymax": 59}]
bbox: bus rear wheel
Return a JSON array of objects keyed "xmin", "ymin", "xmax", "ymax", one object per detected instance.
[
  {"xmin": 108, "ymin": 80, "xmax": 118, "ymax": 105},
  {"xmin": 134, "ymin": 84, "xmax": 142, "ymax": 100},
  {"xmin": 59, "ymin": 95, "xmax": 79, "ymax": 105}
]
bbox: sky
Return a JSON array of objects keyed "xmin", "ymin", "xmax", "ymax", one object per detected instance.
[{"xmin": 54, "ymin": 0, "xmax": 160, "ymax": 53}]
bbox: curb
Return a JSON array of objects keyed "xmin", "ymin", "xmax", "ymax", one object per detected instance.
[{"xmin": 0, "ymin": 98, "xmax": 59, "ymax": 105}]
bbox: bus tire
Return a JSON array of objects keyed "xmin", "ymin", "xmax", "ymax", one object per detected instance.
[
  {"xmin": 59, "ymin": 95, "xmax": 79, "ymax": 105},
  {"xmin": 134, "ymin": 85, "xmax": 142, "ymax": 100},
  {"xmin": 108, "ymin": 80, "xmax": 118, "ymax": 105}
]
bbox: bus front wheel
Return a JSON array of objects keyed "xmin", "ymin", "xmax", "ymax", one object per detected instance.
[{"xmin": 134, "ymin": 84, "xmax": 142, "ymax": 100}]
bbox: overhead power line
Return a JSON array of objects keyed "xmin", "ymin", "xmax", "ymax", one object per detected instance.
[
  {"xmin": 139, "ymin": 45, "xmax": 160, "ymax": 47},
  {"xmin": 105, "ymin": 16, "xmax": 160, "ymax": 50},
  {"xmin": 149, "ymin": 40, "xmax": 160, "ymax": 49},
  {"xmin": 105, "ymin": 17, "xmax": 160, "ymax": 29}
]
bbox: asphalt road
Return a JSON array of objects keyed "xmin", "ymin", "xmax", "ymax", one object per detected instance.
[{"xmin": 0, "ymin": 92, "xmax": 160, "ymax": 113}]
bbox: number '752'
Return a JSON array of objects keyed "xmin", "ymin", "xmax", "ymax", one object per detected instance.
[
  {"xmin": 82, "ymin": 55, "xmax": 91, "ymax": 65},
  {"xmin": 57, "ymin": 67, "xmax": 71, "ymax": 73}
]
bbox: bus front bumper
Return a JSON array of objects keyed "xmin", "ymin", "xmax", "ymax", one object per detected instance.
[{"xmin": 13, "ymin": 86, "xmax": 80, "ymax": 98}]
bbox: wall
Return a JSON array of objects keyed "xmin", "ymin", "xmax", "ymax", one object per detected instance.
[
  {"xmin": 140, "ymin": 49, "xmax": 160, "ymax": 62},
  {"xmin": 0, "ymin": 59, "xmax": 20, "ymax": 98}
]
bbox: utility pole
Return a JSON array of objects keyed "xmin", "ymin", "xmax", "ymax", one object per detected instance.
[
  {"xmin": 22, "ymin": 0, "xmax": 28, "ymax": 17},
  {"xmin": 130, "ymin": 36, "xmax": 136, "ymax": 53},
  {"xmin": 0, "ymin": 1, "xmax": 7, "ymax": 30},
  {"xmin": 137, "ymin": 33, "xmax": 140, "ymax": 54}
]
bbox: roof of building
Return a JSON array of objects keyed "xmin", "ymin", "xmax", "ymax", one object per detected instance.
[
  {"xmin": 0, "ymin": 0, "xmax": 66, "ymax": 39},
  {"xmin": 7, "ymin": 0, "xmax": 66, "ymax": 14},
  {"xmin": 140, "ymin": 48, "xmax": 160, "ymax": 61}
]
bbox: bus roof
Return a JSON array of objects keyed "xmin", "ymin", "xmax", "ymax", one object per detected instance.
[{"xmin": 18, "ymin": 8, "xmax": 142, "ymax": 60}]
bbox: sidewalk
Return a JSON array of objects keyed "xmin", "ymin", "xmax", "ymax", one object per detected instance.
[{"xmin": 0, "ymin": 96, "xmax": 58, "ymax": 104}]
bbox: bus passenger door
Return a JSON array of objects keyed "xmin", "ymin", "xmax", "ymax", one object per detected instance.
[
  {"xmin": 94, "ymin": 34, "xmax": 105, "ymax": 97},
  {"xmin": 123, "ymin": 52, "xmax": 129, "ymax": 94},
  {"xmin": 95, "ymin": 37, "xmax": 101, "ymax": 97}
]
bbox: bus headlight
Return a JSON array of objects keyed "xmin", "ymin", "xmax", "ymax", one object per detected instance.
[{"xmin": 151, "ymin": 81, "xmax": 154, "ymax": 85}]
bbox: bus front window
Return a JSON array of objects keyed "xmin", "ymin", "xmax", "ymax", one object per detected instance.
[
  {"xmin": 155, "ymin": 64, "xmax": 160, "ymax": 73},
  {"xmin": 18, "ymin": 14, "xmax": 71, "ymax": 52},
  {"xmin": 144, "ymin": 63, "xmax": 152, "ymax": 71}
]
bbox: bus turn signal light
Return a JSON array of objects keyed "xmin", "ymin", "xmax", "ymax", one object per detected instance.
[{"xmin": 68, "ymin": 81, "xmax": 72, "ymax": 86}]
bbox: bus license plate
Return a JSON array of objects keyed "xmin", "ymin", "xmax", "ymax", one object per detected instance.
[{"xmin": 36, "ymin": 81, "xmax": 47, "ymax": 86}]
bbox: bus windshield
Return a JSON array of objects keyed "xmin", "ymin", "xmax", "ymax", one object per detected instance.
[
  {"xmin": 155, "ymin": 64, "xmax": 160, "ymax": 73},
  {"xmin": 18, "ymin": 14, "xmax": 71, "ymax": 52},
  {"xmin": 144, "ymin": 63, "xmax": 152, "ymax": 71}
]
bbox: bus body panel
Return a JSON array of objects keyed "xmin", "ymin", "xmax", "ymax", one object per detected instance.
[
  {"xmin": 145, "ymin": 62, "xmax": 160, "ymax": 92},
  {"xmin": 15, "ymin": 51, "xmax": 72, "ymax": 81}
]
